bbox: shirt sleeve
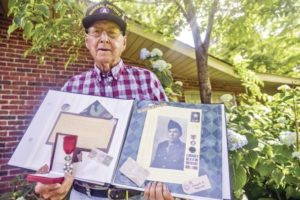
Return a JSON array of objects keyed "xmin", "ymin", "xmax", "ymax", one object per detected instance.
[{"xmin": 149, "ymin": 72, "xmax": 169, "ymax": 102}]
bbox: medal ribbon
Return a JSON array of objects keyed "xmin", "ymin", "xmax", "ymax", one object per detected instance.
[{"xmin": 63, "ymin": 135, "xmax": 77, "ymax": 154}]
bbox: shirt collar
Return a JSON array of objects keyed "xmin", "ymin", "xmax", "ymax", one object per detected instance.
[{"xmin": 93, "ymin": 60, "xmax": 124, "ymax": 81}]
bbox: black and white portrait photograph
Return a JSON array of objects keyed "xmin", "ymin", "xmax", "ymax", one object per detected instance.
[{"xmin": 150, "ymin": 116, "xmax": 187, "ymax": 170}]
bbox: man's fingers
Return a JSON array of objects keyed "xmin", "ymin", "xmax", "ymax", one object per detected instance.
[
  {"xmin": 155, "ymin": 182, "xmax": 164, "ymax": 200},
  {"xmin": 144, "ymin": 182, "xmax": 151, "ymax": 200},
  {"xmin": 162, "ymin": 184, "xmax": 174, "ymax": 200},
  {"xmin": 35, "ymin": 182, "xmax": 59, "ymax": 194},
  {"xmin": 149, "ymin": 182, "xmax": 157, "ymax": 200},
  {"xmin": 47, "ymin": 174, "xmax": 74, "ymax": 200},
  {"xmin": 35, "ymin": 174, "xmax": 74, "ymax": 200}
]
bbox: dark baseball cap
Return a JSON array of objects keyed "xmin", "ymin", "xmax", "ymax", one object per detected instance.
[{"xmin": 82, "ymin": 1, "xmax": 127, "ymax": 35}]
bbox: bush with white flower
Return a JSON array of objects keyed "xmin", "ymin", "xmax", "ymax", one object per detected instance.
[
  {"xmin": 227, "ymin": 129, "xmax": 248, "ymax": 151},
  {"xmin": 140, "ymin": 48, "xmax": 182, "ymax": 101},
  {"xmin": 279, "ymin": 131, "xmax": 299, "ymax": 146},
  {"xmin": 225, "ymin": 84, "xmax": 300, "ymax": 199}
]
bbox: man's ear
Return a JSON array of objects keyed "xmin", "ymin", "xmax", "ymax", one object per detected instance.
[
  {"xmin": 122, "ymin": 35, "xmax": 127, "ymax": 50},
  {"xmin": 85, "ymin": 36, "xmax": 90, "ymax": 50}
]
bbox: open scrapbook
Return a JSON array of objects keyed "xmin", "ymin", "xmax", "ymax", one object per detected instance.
[{"xmin": 9, "ymin": 90, "xmax": 231, "ymax": 200}]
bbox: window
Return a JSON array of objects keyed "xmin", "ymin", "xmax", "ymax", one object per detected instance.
[{"xmin": 184, "ymin": 90, "xmax": 236, "ymax": 104}]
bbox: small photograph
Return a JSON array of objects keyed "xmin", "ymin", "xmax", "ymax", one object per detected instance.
[
  {"xmin": 190, "ymin": 112, "xmax": 200, "ymax": 122},
  {"xmin": 150, "ymin": 117, "xmax": 187, "ymax": 170}
]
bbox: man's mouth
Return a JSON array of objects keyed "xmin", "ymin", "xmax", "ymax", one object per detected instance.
[{"xmin": 97, "ymin": 48, "xmax": 111, "ymax": 52}]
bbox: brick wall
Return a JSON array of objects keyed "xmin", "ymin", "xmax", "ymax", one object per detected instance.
[{"xmin": 0, "ymin": 16, "xmax": 93, "ymax": 194}]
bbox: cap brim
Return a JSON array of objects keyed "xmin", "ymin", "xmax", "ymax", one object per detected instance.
[{"xmin": 82, "ymin": 14, "xmax": 126, "ymax": 34}]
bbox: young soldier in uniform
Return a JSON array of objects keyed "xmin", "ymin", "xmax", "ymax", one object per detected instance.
[{"xmin": 151, "ymin": 120, "xmax": 185, "ymax": 170}]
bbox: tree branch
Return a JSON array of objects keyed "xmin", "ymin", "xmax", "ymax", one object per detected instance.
[
  {"xmin": 183, "ymin": 0, "xmax": 203, "ymax": 44},
  {"xmin": 204, "ymin": 0, "xmax": 218, "ymax": 50},
  {"xmin": 174, "ymin": 0, "xmax": 188, "ymax": 20}
]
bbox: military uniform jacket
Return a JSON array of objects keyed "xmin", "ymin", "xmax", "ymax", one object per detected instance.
[{"xmin": 151, "ymin": 140, "xmax": 185, "ymax": 170}]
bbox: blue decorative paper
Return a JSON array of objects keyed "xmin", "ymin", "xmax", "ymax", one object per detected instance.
[{"xmin": 113, "ymin": 101, "xmax": 225, "ymax": 200}]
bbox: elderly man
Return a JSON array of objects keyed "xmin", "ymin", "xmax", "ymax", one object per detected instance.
[
  {"xmin": 151, "ymin": 120, "xmax": 186, "ymax": 170},
  {"xmin": 35, "ymin": 1, "xmax": 174, "ymax": 200}
]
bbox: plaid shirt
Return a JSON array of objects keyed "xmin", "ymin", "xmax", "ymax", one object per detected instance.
[{"xmin": 61, "ymin": 60, "xmax": 168, "ymax": 101}]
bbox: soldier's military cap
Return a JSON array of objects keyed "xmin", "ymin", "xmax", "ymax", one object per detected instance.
[{"xmin": 168, "ymin": 120, "xmax": 182, "ymax": 135}]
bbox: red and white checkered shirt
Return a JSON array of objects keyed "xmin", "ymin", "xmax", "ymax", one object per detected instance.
[{"xmin": 61, "ymin": 60, "xmax": 168, "ymax": 101}]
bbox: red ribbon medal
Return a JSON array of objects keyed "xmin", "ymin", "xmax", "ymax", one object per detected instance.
[
  {"xmin": 63, "ymin": 135, "xmax": 77, "ymax": 174},
  {"xmin": 63, "ymin": 135, "xmax": 77, "ymax": 154}
]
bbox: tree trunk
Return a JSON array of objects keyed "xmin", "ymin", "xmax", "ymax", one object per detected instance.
[
  {"xmin": 183, "ymin": 0, "xmax": 212, "ymax": 103},
  {"xmin": 193, "ymin": 26, "xmax": 211, "ymax": 103}
]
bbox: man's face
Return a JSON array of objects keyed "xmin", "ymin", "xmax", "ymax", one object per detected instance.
[
  {"xmin": 85, "ymin": 20, "xmax": 127, "ymax": 71},
  {"xmin": 167, "ymin": 128, "xmax": 181, "ymax": 142}
]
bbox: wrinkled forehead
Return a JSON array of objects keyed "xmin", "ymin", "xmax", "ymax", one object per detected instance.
[{"xmin": 89, "ymin": 20, "xmax": 121, "ymax": 30}]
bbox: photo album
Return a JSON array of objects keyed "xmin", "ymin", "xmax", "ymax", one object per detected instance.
[{"xmin": 9, "ymin": 90, "xmax": 231, "ymax": 200}]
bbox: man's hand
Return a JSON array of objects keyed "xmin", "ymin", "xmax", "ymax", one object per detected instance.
[
  {"xmin": 35, "ymin": 173, "xmax": 74, "ymax": 200},
  {"xmin": 144, "ymin": 182, "xmax": 174, "ymax": 200}
]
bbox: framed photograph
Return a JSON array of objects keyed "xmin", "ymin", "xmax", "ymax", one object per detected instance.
[{"xmin": 136, "ymin": 105, "xmax": 201, "ymax": 184}]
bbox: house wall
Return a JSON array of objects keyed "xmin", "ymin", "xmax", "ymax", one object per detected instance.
[{"xmin": 179, "ymin": 78, "xmax": 243, "ymax": 103}]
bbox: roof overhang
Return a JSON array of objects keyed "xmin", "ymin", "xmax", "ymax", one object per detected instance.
[{"xmin": 124, "ymin": 23, "xmax": 300, "ymax": 92}]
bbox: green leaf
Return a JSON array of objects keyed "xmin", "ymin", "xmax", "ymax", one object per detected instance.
[
  {"xmin": 7, "ymin": 23, "xmax": 18, "ymax": 36},
  {"xmin": 8, "ymin": 0, "xmax": 17, "ymax": 9},
  {"xmin": 244, "ymin": 133, "xmax": 258, "ymax": 149},
  {"xmin": 271, "ymin": 168, "xmax": 284, "ymax": 187},
  {"xmin": 36, "ymin": 4, "xmax": 50, "ymax": 18},
  {"xmin": 284, "ymin": 174, "xmax": 299, "ymax": 185},
  {"xmin": 293, "ymin": 167, "xmax": 300, "ymax": 176},
  {"xmin": 244, "ymin": 151, "xmax": 259, "ymax": 168},
  {"xmin": 160, "ymin": 70, "xmax": 173, "ymax": 87},
  {"xmin": 231, "ymin": 165, "xmax": 247, "ymax": 190},
  {"xmin": 286, "ymin": 186, "xmax": 300, "ymax": 199},
  {"xmin": 24, "ymin": 21, "xmax": 33, "ymax": 39},
  {"xmin": 256, "ymin": 161, "xmax": 275, "ymax": 177},
  {"xmin": 272, "ymin": 155, "xmax": 289, "ymax": 164}
]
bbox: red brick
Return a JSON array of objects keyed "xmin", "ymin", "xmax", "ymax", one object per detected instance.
[
  {"xmin": 20, "ymin": 95, "xmax": 34, "ymax": 100},
  {"xmin": 17, "ymin": 115, "xmax": 33, "ymax": 120},
  {"xmin": 9, "ymin": 168, "xmax": 26, "ymax": 175},
  {"xmin": 10, "ymin": 100, "xmax": 25, "ymax": 104},
  {"xmin": 2, "ymin": 75, "xmax": 20, "ymax": 81},
  {"xmin": 0, "ymin": 110, "xmax": 9, "ymax": 115},
  {"xmin": 3, "ymin": 85, "xmax": 20, "ymax": 90},
  {"xmin": 8, "ymin": 121, "xmax": 23, "ymax": 125},
  {"xmin": 0, "ymin": 175, "xmax": 17, "ymax": 182},
  {"xmin": 0, "ymin": 121, "xmax": 7, "ymax": 126},
  {"xmin": 5, "ymin": 141, "xmax": 19, "ymax": 148},
  {"xmin": 0, "ymin": 91, "xmax": 12, "ymax": 95},
  {"xmin": 0, "ymin": 136, "xmax": 18, "ymax": 141},
  {"xmin": 0, "ymin": 182, "xmax": 9, "ymax": 188},
  {"xmin": 9, "ymin": 110, "xmax": 27, "ymax": 115},
  {"xmin": 0, "ymin": 100, "xmax": 9, "ymax": 104},
  {"xmin": 0, "ymin": 148, "xmax": 13, "ymax": 153},
  {"xmin": 0, "ymin": 125, "xmax": 17, "ymax": 130},
  {"xmin": 1, "ymin": 105, "xmax": 18, "ymax": 110}
]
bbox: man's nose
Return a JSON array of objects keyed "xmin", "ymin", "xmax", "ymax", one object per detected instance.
[{"xmin": 99, "ymin": 31, "xmax": 109, "ymax": 43}]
